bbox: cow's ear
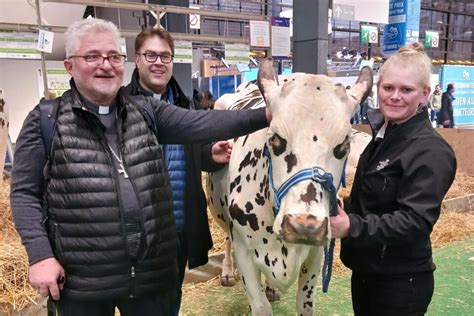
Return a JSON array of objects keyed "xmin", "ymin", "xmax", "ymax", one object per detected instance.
[
  {"xmin": 257, "ymin": 58, "xmax": 280, "ymax": 111},
  {"xmin": 347, "ymin": 66, "xmax": 373, "ymax": 115}
]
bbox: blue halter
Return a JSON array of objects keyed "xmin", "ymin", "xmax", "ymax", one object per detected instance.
[{"xmin": 263, "ymin": 145, "xmax": 343, "ymax": 293}]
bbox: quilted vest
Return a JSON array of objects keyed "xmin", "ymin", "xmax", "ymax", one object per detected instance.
[{"xmin": 45, "ymin": 88, "xmax": 178, "ymax": 300}]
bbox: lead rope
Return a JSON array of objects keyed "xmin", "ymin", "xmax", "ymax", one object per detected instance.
[{"xmin": 322, "ymin": 159, "xmax": 346, "ymax": 293}]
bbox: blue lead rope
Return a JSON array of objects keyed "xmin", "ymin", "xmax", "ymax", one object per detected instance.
[{"xmin": 263, "ymin": 146, "xmax": 345, "ymax": 293}]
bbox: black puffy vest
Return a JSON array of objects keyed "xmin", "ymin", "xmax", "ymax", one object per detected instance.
[{"xmin": 46, "ymin": 88, "xmax": 178, "ymax": 300}]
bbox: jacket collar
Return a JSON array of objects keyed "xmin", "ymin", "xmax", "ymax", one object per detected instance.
[
  {"xmin": 127, "ymin": 68, "xmax": 191, "ymax": 109},
  {"xmin": 367, "ymin": 107, "xmax": 431, "ymax": 140}
]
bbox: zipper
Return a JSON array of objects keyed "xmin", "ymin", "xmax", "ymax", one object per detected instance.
[
  {"xmin": 130, "ymin": 266, "xmax": 136, "ymax": 298},
  {"xmin": 380, "ymin": 244, "xmax": 387, "ymax": 263},
  {"xmin": 116, "ymin": 111, "xmax": 147, "ymax": 263}
]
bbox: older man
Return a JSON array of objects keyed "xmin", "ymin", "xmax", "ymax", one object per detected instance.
[
  {"xmin": 11, "ymin": 18, "xmax": 270, "ymax": 316},
  {"xmin": 124, "ymin": 27, "xmax": 229, "ymax": 315}
]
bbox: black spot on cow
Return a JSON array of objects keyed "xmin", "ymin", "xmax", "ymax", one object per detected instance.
[
  {"xmin": 316, "ymin": 86, "xmax": 320, "ymax": 90},
  {"xmin": 239, "ymin": 151, "xmax": 259, "ymax": 172},
  {"xmin": 255, "ymin": 193, "xmax": 265, "ymax": 206},
  {"xmin": 262, "ymin": 238, "xmax": 268, "ymax": 244},
  {"xmin": 242, "ymin": 135, "xmax": 249, "ymax": 146},
  {"xmin": 303, "ymin": 285, "xmax": 308, "ymax": 291},
  {"xmin": 224, "ymin": 195, "xmax": 228, "ymax": 207},
  {"xmin": 311, "ymin": 274, "xmax": 316, "ymax": 279},
  {"xmin": 272, "ymin": 272, "xmax": 276, "ymax": 278},
  {"xmin": 246, "ymin": 174, "xmax": 251, "ymax": 182},
  {"xmin": 284, "ymin": 152, "xmax": 297, "ymax": 173},
  {"xmin": 319, "ymin": 191, "xmax": 323, "ymax": 201},
  {"xmin": 229, "ymin": 203, "xmax": 259, "ymax": 231},
  {"xmin": 264, "ymin": 254, "xmax": 270, "ymax": 267},
  {"xmin": 333, "ymin": 135, "xmax": 351, "ymax": 159},
  {"xmin": 247, "ymin": 235, "xmax": 252, "ymax": 239},
  {"xmin": 253, "ymin": 171, "xmax": 257, "ymax": 181},
  {"xmin": 313, "ymin": 135, "xmax": 318, "ymax": 142},
  {"xmin": 229, "ymin": 221, "xmax": 234, "ymax": 240},
  {"xmin": 300, "ymin": 183, "xmax": 317, "ymax": 205},
  {"xmin": 306, "ymin": 301, "xmax": 313, "ymax": 308},
  {"xmin": 261, "ymin": 220, "xmax": 265, "ymax": 227},
  {"xmin": 271, "ymin": 258, "xmax": 278, "ymax": 266},
  {"xmin": 266, "ymin": 226, "xmax": 274, "ymax": 234},
  {"xmin": 219, "ymin": 198, "xmax": 225, "ymax": 207},
  {"xmin": 230, "ymin": 175, "xmax": 241, "ymax": 194},
  {"xmin": 254, "ymin": 249, "xmax": 259, "ymax": 258},
  {"xmin": 269, "ymin": 134, "xmax": 287, "ymax": 156},
  {"xmin": 281, "ymin": 245, "xmax": 288, "ymax": 257},
  {"xmin": 242, "ymin": 276, "xmax": 245, "ymax": 285},
  {"xmin": 284, "ymin": 272, "xmax": 287, "ymax": 277},
  {"xmin": 217, "ymin": 214, "xmax": 226, "ymax": 223},
  {"xmin": 283, "ymin": 260, "xmax": 287, "ymax": 270},
  {"xmin": 254, "ymin": 148, "xmax": 263, "ymax": 159},
  {"xmin": 237, "ymin": 185, "xmax": 242, "ymax": 193},
  {"xmin": 245, "ymin": 202, "xmax": 254, "ymax": 213}
]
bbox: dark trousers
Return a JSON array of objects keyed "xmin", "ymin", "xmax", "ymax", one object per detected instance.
[
  {"xmin": 174, "ymin": 232, "xmax": 188, "ymax": 316},
  {"xmin": 351, "ymin": 272, "xmax": 434, "ymax": 316},
  {"xmin": 55, "ymin": 290, "xmax": 175, "ymax": 316}
]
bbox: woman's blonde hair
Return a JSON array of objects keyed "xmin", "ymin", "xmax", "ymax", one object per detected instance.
[{"xmin": 378, "ymin": 42, "xmax": 432, "ymax": 88}]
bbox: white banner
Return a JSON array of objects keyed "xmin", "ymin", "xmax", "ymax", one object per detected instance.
[
  {"xmin": 225, "ymin": 43, "xmax": 249, "ymax": 65},
  {"xmin": 0, "ymin": 31, "xmax": 40, "ymax": 59},
  {"xmin": 174, "ymin": 41, "xmax": 193, "ymax": 64}
]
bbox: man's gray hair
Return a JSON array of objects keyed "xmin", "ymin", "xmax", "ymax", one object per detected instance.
[{"xmin": 65, "ymin": 18, "xmax": 121, "ymax": 58}]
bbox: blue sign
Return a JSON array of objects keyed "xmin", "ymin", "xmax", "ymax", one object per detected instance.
[
  {"xmin": 439, "ymin": 65, "xmax": 474, "ymax": 126},
  {"xmin": 383, "ymin": 0, "xmax": 420, "ymax": 56},
  {"xmin": 271, "ymin": 17, "xmax": 290, "ymax": 27}
]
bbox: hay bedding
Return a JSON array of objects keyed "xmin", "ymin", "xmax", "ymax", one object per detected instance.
[{"xmin": 1, "ymin": 170, "xmax": 473, "ymax": 313}]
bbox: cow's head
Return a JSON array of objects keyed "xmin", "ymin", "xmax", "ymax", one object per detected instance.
[{"xmin": 258, "ymin": 58, "xmax": 372, "ymax": 246}]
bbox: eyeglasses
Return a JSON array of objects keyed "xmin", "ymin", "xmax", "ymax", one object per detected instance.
[
  {"xmin": 69, "ymin": 54, "xmax": 126, "ymax": 67},
  {"xmin": 138, "ymin": 52, "xmax": 174, "ymax": 64}
]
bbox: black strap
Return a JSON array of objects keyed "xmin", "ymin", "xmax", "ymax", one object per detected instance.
[{"xmin": 39, "ymin": 98, "xmax": 61, "ymax": 158}]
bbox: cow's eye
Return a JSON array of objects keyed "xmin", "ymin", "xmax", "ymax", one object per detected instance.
[
  {"xmin": 269, "ymin": 133, "xmax": 287, "ymax": 156},
  {"xmin": 333, "ymin": 135, "xmax": 351, "ymax": 159}
]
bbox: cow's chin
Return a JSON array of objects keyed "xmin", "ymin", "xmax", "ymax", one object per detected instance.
[{"xmin": 278, "ymin": 215, "xmax": 329, "ymax": 246}]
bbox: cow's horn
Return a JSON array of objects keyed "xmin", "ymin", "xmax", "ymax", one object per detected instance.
[
  {"xmin": 348, "ymin": 66, "xmax": 374, "ymax": 114},
  {"xmin": 257, "ymin": 58, "xmax": 280, "ymax": 109}
]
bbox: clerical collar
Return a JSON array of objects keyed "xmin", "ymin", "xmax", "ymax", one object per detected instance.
[{"xmin": 83, "ymin": 98, "xmax": 117, "ymax": 115}]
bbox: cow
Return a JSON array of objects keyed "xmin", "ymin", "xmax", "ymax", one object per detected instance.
[{"xmin": 207, "ymin": 58, "xmax": 373, "ymax": 315}]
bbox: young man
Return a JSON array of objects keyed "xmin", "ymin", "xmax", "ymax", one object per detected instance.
[
  {"xmin": 438, "ymin": 83, "xmax": 455, "ymax": 128},
  {"xmin": 123, "ymin": 27, "xmax": 229, "ymax": 315},
  {"xmin": 11, "ymin": 18, "xmax": 270, "ymax": 316}
]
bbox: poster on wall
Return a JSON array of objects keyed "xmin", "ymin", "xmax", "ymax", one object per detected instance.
[
  {"xmin": 250, "ymin": 20, "xmax": 270, "ymax": 48},
  {"xmin": 37, "ymin": 69, "xmax": 71, "ymax": 99},
  {"xmin": 271, "ymin": 17, "xmax": 290, "ymax": 58},
  {"xmin": 439, "ymin": 65, "xmax": 474, "ymax": 126},
  {"xmin": 0, "ymin": 31, "xmax": 40, "ymax": 59}
]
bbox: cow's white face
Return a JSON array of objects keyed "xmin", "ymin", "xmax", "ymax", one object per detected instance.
[{"xmin": 258, "ymin": 58, "xmax": 372, "ymax": 246}]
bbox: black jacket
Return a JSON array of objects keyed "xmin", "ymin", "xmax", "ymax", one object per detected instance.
[
  {"xmin": 438, "ymin": 91, "xmax": 455, "ymax": 127},
  {"xmin": 124, "ymin": 69, "xmax": 222, "ymax": 268},
  {"xmin": 341, "ymin": 109, "xmax": 456, "ymax": 276},
  {"xmin": 11, "ymin": 81, "xmax": 268, "ymax": 300}
]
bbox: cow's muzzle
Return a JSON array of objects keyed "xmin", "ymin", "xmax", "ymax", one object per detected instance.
[{"xmin": 279, "ymin": 214, "xmax": 328, "ymax": 246}]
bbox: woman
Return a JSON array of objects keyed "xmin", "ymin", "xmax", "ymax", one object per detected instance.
[
  {"xmin": 428, "ymin": 84, "xmax": 442, "ymax": 124},
  {"xmin": 331, "ymin": 43, "xmax": 457, "ymax": 316}
]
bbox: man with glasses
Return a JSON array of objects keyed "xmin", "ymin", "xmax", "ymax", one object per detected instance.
[
  {"xmin": 11, "ymin": 18, "xmax": 270, "ymax": 316},
  {"xmin": 124, "ymin": 27, "xmax": 230, "ymax": 315}
]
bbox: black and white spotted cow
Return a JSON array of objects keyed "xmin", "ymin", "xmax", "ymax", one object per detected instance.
[{"xmin": 207, "ymin": 58, "xmax": 373, "ymax": 315}]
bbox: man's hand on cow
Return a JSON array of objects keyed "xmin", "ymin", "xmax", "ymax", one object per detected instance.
[
  {"xmin": 29, "ymin": 257, "xmax": 65, "ymax": 300},
  {"xmin": 330, "ymin": 205, "xmax": 350, "ymax": 238},
  {"xmin": 212, "ymin": 141, "xmax": 233, "ymax": 164}
]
